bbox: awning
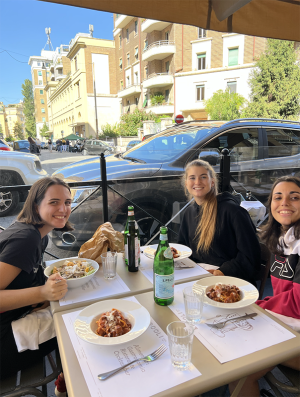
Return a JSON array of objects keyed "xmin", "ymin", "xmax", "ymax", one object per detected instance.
[
  {"xmin": 39, "ymin": 0, "xmax": 300, "ymax": 41},
  {"xmin": 68, "ymin": 122, "xmax": 86, "ymax": 127}
]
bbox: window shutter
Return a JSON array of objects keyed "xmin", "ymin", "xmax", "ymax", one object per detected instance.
[
  {"xmin": 228, "ymin": 48, "xmax": 239, "ymax": 66},
  {"xmin": 197, "ymin": 53, "xmax": 206, "ymax": 58}
]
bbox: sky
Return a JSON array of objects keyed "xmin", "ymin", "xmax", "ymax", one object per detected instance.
[{"xmin": 0, "ymin": 0, "xmax": 113, "ymax": 105}]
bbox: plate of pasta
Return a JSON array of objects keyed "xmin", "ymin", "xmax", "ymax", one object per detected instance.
[
  {"xmin": 74, "ymin": 299, "xmax": 151, "ymax": 345},
  {"xmin": 143, "ymin": 243, "xmax": 192, "ymax": 262},
  {"xmin": 192, "ymin": 276, "xmax": 259, "ymax": 309}
]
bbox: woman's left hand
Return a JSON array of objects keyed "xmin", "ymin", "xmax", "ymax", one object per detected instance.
[
  {"xmin": 212, "ymin": 270, "xmax": 224, "ymax": 276},
  {"xmin": 31, "ymin": 301, "xmax": 50, "ymax": 312}
]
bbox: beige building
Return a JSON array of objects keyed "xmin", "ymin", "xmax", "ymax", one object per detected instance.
[
  {"xmin": 45, "ymin": 33, "xmax": 119, "ymax": 140},
  {"xmin": 0, "ymin": 103, "xmax": 9, "ymax": 138},
  {"xmin": 4, "ymin": 102, "xmax": 25, "ymax": 137}
]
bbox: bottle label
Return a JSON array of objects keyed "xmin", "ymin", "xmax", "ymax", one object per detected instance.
[
  {"xmin": 128, "ymin": 211, "xmax": 134, "ymax": 216},
  {"xmin": 164, "ymin": 247, "xmax": 173, "ymax": 259},
  {"xmin": 159, "ymin": 234, "xmax": 168, "ymax": 241},
  {"xmin": 154, "ymin": 273, "xmax": 174, "ymax": 299}
]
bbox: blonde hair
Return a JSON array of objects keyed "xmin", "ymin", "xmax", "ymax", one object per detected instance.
[{"xmin": 182, "ymin": 159, "xmax": 218, "ymax": 253}]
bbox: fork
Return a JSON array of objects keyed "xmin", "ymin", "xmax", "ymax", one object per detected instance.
[
  {"xmin": 98, "ymin": 344, "xmax": 167, "ymax": 380},
  {"xmin": 205, "ymin": 313, "xmax": 258, "ymax": 329}
]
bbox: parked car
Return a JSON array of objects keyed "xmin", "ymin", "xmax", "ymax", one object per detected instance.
[
  {"xmin": 81, "ymin": 139, "xmax": 115, "ymax": 156},
  {"xmin": 126, "ymin": 140, "xmax": 141, "ymax": 151},
  {"xmin": 142, "ymin": 134, "xmax": 156, "ymax": 141},
  {"xmin": 40, "ymin": 142, "xmax": 46, "ymax": 149},
  {"xmin": 0, "ymin": 151, "xmax": 48, "ymax": 216},
  {"xmin": 13, "ymin": 140, "xmax": 30, "ymax": 153},
  {"xmin": 0, "ymin": 139, "xmax": 12, "ymax": 151},
  {"xmin": 52, "ymin": 118, "xmax": 300, "ymax": 249}
]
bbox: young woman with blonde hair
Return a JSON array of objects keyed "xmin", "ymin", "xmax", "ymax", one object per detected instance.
[{"xmin": 178, "ymin": 159, "xmax": 261, "ymax": 284}]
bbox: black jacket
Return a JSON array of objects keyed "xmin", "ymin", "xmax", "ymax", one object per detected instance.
[{"xmin": 178, "ymin": 192, "xmax": 261, "ymax": 285}]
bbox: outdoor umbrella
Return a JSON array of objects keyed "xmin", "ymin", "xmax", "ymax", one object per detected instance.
[
  {"xmin": 40, "ymin": 0, "xmax": 300, "ymax": 41},
  {"xmin": 63, "ymin": 133, "xmax": 84, "ymax": 141}
]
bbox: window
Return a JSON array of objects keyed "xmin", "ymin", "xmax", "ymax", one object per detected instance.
[
  {"xmin": 144, "ymin": 40, "xmax": 148, "ymax": 49},
  {"xmin": 201, "ymin": 128, "xmax": 259, "ymax": 162},
  {"xmin": 41, "ymin": 108, "xmax": 45, "ymax": 113},
  {"xmin": 41, "ymin": 99, "xmax": 45, "ymax": 104},
  {"xmin": 47, "ymin": 72, "xmax": 50, "ymax": 77},
  {"xmin": 198, "ymin": 28, "xmax": 207, "ymax": 38},
  {"xmin": 165, "ymin": 89, "xmax": 170, "ymax": 102},
  {"xmin": 37, "ymin": 62, "xmax": 41, "ymax": 66},
  {"xmin": 227, "ymin": 81, "xmax": 237, "ymax": 94},
  {"xmin": 135, "ymin": 71, "xmax": 139, "ymax": 84},
  {"xmin": 40, "ymin": 90, "xmax": 43, "ymax": 95},
  {"xmin": 76, "ymin": 81, "xmax": 80, "ymax": 98},
  {"xmin": 46, "ymin": 63, "xmax": 50, "ymax": 67},
  {"xmin": 135, "ymin": 47, "xmax": 139, "ymax": 60},
  {"xmin": 127, "ymin": 53, "xmax": 130, "ymax": 66},
  {"xmin": 197, "ymin": 53, "xmax": 206, "ymax": 70},
  {"xmin": 145, "ymin": 66, "xmax": 148, "ymax": 79},
  {"xmin": 196, "ymin": 85, "xmax": 205, "ymax": 101},
  {"xmin": 228, "ymin": 48, "xmax": 239, "ymax": 66},
  {"xmin": 38, "ymin": 71, "xmax": 42, "ymax": 76},
  {"xmin": 135, "ymin": 97, "xmax": 138, "ymax": 105},
  {"xmin": 119, "ymin": 34, "xmax": 122, "ymax": 48},
  {"xmin": 165, "ymin": 61, "xmax": 170, "ymax": 73},
  {"xmin": 165, "ymin": 32, "xmax": 169, "ymax": 41},
  {"xmin": 39, "ymin": 80, "xmax": 43, "ymax": 85},
  {"xmin": 126, "ymin": 29, "xmax": 129, "ymax": 42},
  {"xmin": 120, "ymin": 80, "xmax": 124, "ymax": 90},
  {"xmin": 126, "ymin": 76, "xmax": 130, "ymax": 86},
  {"xmin": 119, "ymin": 58, "xmax": 123, "ymax": 70},
  {"xmin": 266, "ymin": 128, "xmax": 300, "ymax": 158},
  {"xmin": 42, "ymin": 117, "xmax": 46, "ymax": 122},
  {"xmin": 135, "ymin": 20, "xmax": 138, "ymax": 34},
  {"xmin": 75, "ymin": 57, "xmax": 78, "ymax": 71}
]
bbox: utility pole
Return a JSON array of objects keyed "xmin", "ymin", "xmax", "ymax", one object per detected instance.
[{"xmin": 93, "ymin": 62, "xmax": 99, "ymax": 139}]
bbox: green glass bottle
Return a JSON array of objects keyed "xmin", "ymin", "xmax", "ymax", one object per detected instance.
[
  {"xmin": 124, "ymin": 206, "xmax": 140, "ymax": 266},
  {"xmin": 153, "ymin": 226, "xmax": 174, "ymax": 306}
]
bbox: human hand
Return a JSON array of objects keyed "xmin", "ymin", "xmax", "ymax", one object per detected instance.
[
  {"xmin": 31, "ymin": 301, "xmax": 50, "ymax": 312},
  {"xmin": 40, "ymin": 274, "xmax": 68, "ymax": 301},
  {"xmin": 212, "ymin": 270, "xmax": 224, "ymax": 276}
]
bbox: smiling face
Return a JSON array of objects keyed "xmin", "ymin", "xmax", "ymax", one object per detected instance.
[
  {"xmin": 271, "ymin": 182, "xmax": 300, "ymax": 229},
  {"xmin": 185, "ymin": 166, "xmax": 215, "ymax": 205},
  {"xmin": 37, "ymin": 184, "xmax": 72, "ymax": 236}
]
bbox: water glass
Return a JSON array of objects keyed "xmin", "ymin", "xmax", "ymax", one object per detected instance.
[
  {"xmin": 183, "ymin": 286, "xmax": 204, "ymax": 323},
  {"xmin": 166, "ymin": 321, "xmax": 195, "ymax": 370},
  {"xmin": 101, "ymin": 252, "xmax": 118, "ymax": 280}
]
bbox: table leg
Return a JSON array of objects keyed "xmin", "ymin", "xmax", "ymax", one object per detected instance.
[{"xmin": 231, "ymin": 376, "xmax": 247, "ymax": 397}]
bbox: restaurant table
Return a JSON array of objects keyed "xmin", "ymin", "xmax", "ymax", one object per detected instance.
[
  {"xmin": 53, "ymin": 291, "xmax": 300, "ymax": 397},
  {"xmin": 47, "ymin": 254, "xmax": 212, "ymax": 315}
]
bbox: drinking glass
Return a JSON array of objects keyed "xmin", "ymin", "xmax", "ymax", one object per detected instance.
[
  {"xmin": 183, "ymin": 286, "xmax": 204, "ymax": 323},
  {"xmin": 101, "ymin": 252, "xmax": 118, "ymax": 280},
  {"xmin": 166, "ymin": 321, "xmax": 195, "ymax": 370}
]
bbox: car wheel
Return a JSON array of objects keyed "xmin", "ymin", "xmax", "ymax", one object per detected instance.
[
  {"xmin": 0, "ymin": 189, "xmax": 20, "ymax": 217},
  {"xmin": 82, "ymin": 149, "xmax": 88, "ymax": 156}
]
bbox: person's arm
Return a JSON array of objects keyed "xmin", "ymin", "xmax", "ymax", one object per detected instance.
[
  {"xmin": 0, "ymin": 261, "xmax": 68, "ymax": 312},
  {"xmin": 177, "ymin": 211, "xmax": 189, "ymax": 246},
  {"xmin": 218, "ymin": 208, "xmax": 261, "ymax": 282}
]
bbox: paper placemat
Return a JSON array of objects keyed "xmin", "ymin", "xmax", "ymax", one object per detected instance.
[
  {"xmin": 59, "ymin": 269, "xmax": 130, "ymax": 306},
  {"xmin": 169, "ymin": 282, "xmax": 296, "ymax": 364},
  {"xmin": 140, "ymin": 253, "xmax": 209, "ymax": 284},
  {"xmin": 62, "ymin": 297, "xmax": 201, "ymax": 397}
]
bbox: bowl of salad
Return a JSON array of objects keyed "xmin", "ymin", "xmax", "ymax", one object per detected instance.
[{"xmin": 44, "ymin": 257, "xmax": 99, "ymax": 289}]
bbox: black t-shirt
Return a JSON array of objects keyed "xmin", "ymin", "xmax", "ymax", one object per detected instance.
[{"xmin": 0, "ymin": 222, "xmax": 48, "ymax": 338}]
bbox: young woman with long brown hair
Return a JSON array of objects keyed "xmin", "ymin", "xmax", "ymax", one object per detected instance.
[{"xmin": 178, "ymin": 159, "xmax": 261, "ymax": 284}]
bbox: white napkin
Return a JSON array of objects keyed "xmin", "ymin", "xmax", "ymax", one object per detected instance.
[
  {"xmin": 12, "ymin": 307, "xmax": 56, "ymax": 353},
  {"xmin": 198, "ymin": 263, "xmax": 219, "ymax": 271},
  {"xmin": 265, "ymin": 310, "xmax": 300, "ymax": 333}
]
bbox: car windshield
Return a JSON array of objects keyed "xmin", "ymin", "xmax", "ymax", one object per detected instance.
[
  {"xmin": 122, "ymin": 122, "xmax": 220, "ymax": 163},
  {"xmin": 18, "ymin": 141, "xmax": 30, "ymax": 148}
]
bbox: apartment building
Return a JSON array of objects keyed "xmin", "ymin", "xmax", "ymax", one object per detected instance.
[
  {"xmin": 28, "ymin": 45, "xmax": 70, "ymax": 139},
  {"xmin": 175, "ymin": 31, "xmax": 266, "ymax": 119},
  {"xmin": 4, "ymin": 101, "xmax": 25, "ymax": 136},
  {"xmin": 114, "ymin": 16, "xmax": 199, "ymax": 117},
  {"xmin": 45, "ymin": 33, "xmax": 119, "ymax": 140},
  {"xmin": 0, "ymin": 103, "xmax": 9, "ymax": 138}
]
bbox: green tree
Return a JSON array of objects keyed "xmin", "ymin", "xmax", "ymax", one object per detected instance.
[
  {"xmin": 99, "ymin": 122, "xmax": 120, "ymax": 138},
  {"xmin": 40, "ymin": 122, "xmax": 50, "ymax": 138},
  {"xmin": 5, "ymin": 134, "xmax": 15, "ymax": 142},
  {"xmin": 204, "ymin": 89, "xmax": 246, "ymax": 120},
  {"xmin": 0, "ymin": 124, "xmax": 3, "ymax": 137},
  {"xmin": 21, "ymin": 79, "xmax": 36, "ymax": 137},
  {"xmin": 13, "ymin": 121, "xmax": 24, "ymax": 140},
  {"xmin": 243, "ymin": 39, "xmax": 300, "ymax": 119},
  {"xmin": 118, "ymin": 108, "xmax": 157, "ymax": 136}
]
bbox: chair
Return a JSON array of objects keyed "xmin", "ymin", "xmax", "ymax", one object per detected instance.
[
  {"xmin": 0, "ymin": 349, "xmax": 62, "ymax": 397},
  {"xmin": 263, "ymin": 364, "xmax": 300, "ymax": 396},
  {"xmin": 257, "ymin": 242, "xmax": 271, "ymax": 300}
]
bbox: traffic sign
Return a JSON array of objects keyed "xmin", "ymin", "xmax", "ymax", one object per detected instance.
[{"xmin": 175, "ymin": 114, "xmax": 184, "ymax": 124}]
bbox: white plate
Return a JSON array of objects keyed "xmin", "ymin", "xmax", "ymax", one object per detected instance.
[
  {"xmin": 74, "ymin": 299, "xmax": 151, "ymax": 345},
  {"xmin": 44, "ymin": 257, "xmax": 99, "ymax": 289},
  {"xmin": 193, "ymin": 276, "xmax": 259, "ymax": 309},
  {"xmin": 143, "ymin": 243, "xmax": 192, "ymax": 262}
]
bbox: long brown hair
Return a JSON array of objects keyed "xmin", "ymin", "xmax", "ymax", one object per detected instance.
[
  {"xmin": 182, "ymin": 159, "xmax": 218, "ymax": 253},
  {"xmin": 18, "ymin": 177, "xmax": 73, "ymax": 232},
  {"xmin": 260, "ymin": 176, "xmax": 300, "ymax": 255}
]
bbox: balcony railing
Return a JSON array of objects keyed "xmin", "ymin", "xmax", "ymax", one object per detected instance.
[
  {"xmin": 143, "ymin": 72, "xmax": 174, "ymax": 89},
  {"xmin": 143, "ymin": 40, "xmax": 175, "ymax": 53},
  {"xmin": 117, "ymin": 84, "xmax": 142, "ymax": 98},
  {"xmin": 142, "ymin": 41, "xmax": 176, "ymax": 62}
]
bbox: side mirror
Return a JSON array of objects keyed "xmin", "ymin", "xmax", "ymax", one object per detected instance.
[{"xmin": 199, "ymin": 149, "xmax": 220, "ymax": 166}]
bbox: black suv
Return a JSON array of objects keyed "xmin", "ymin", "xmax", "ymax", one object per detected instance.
[{"xmin": 52, "ymin": 118, "xmax": 300, "ymax": 248}]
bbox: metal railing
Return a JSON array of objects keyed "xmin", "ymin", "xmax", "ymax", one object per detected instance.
[
  {"xmin": 143, "ymin": 72, "xmax": 172, "ymax": 82},
  {"xmin": 118, "ymin": 83, "xmax": 141, "ymax": 93},
  {"xmin": 143, "ymin": 40, "xmax": 175, "ymax": 53}
]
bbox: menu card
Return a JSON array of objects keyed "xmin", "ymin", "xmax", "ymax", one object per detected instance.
[
  {"xmin": 169, "ymin": 282, "xmax": 296, "ymax": 364},
  {"xmin": 62, "ymin": 297, "xmax": 201, "ymax": 397},
  {"xmin": 140, "ymin": 252, "xmax": 209, "ymax": 284}
]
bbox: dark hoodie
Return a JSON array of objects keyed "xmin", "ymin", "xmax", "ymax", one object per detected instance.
[{"xmin": 178, "ymin": 192, "xmax": 261, "ymax": 285}]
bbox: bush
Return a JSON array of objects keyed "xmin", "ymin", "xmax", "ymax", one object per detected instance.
[
  {"xmin": 150, "ymin": 92, "xmax": 165, "ymax": 106},
  {"xmin": 99, "ymin": 123, "xmax": 120, "ymax": 139},
  {"xmin": 118, "ymin": 108, "xmax": 157, "ymax": 136}
]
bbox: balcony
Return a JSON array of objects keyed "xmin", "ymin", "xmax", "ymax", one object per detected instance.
[
  {"xmin": 142, "ymin": 41, "xmax": 176, "ymax": 62},
  {"xmin": 113, "ymin": 28, "xmax": 122, "ymax": 37},
  {"xmin": 118, "ymin": 84, "xmax": 142, "ymax": 99},
  {"xmin": 141, "ymin": 19, "xmax": 171, "ymax": 33},
  {"xmin": 143, "ymin": 73, "xmax": 173, "ymax": 89},
  {"xmin": 115, "ymin": 15, "xmax": 134, "ymax": 29},
  {"xmin": 145, "ymin": 103, "xmax": 174, "ymax": 115}
]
